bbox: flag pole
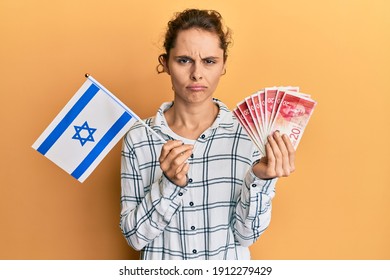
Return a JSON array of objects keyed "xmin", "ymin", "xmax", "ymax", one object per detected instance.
[{"xmin": 84, "ymin": 73, "xmax": 166, "ymax": 143}]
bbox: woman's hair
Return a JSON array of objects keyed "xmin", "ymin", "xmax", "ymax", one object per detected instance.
[{"xmin": 157, "ymin": 9, "xmax": 232, "ymax": 73}]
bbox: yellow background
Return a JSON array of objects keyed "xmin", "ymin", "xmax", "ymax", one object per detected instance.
[{"xmin": 1, "ymin": 0, "xmax": 389, "ymax": 259}]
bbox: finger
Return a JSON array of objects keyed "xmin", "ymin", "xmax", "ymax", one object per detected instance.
[
  {"xmin": 160, "ymin": 141, "xmax": 183, "ymax": 172},
  {"xmin": 159, "ymin": 140, "xmax": 183, "ymax": 162},
  {"xmin": 282, "ymin": 134, "xmax": 296, "ymax": 173},
  {"xmin": 268, "ymin": 133, "xmax": 283, "ymax": 176},
  {"xmin": 260, "ymin": 141, "xmax": 277, "ymax": 179},
  {"xmin": 274, "ymin": 131, "xmax": 291, "ymax": 176},
  {"xmin": 273, "ymin": 131, "xmax": 287, "ymax": 153},
  {"xmin": 174, "ymin": 162, "xmax": 190, "ymax": 187},
  {"xmin": 160, "ymin": 144, "xmax": 193, "ymax": 176},
  {"xmin": 169, "ymin": 144, "xmax": 194, "ymax": 162},
  {"xmin": 165, "ymin": 154, "xmax": 191, "ymax": 187},
  {"xmin": 171, "ymin": 146, "xmax": 193, "ymax": 167},
  {"xmin": 264, "ymin": 141, "xmax": 275, "ymax": 171},
  {"xmin": 175, "ymin": 162, "xmax": 190, "ymax": 178}
]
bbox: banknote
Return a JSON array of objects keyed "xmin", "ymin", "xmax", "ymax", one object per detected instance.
[
  {"xmin": 264, "ymin": 87, "xmax": 278, "ymax": 132},
  {"xmin": 233, "ymin": 107, "xmax": 265, "ymax": 155},
  {"xmin": 268, "ymin": 86, "xmax": 300, "ymax": 134},
  {"xmin": 269, "ymin": 91, "xmax": 316, "ymax": 148},
  {"xmin": 234, "ymin": 86, "xmax": 316, "ymax": 155},
  {"xmin": 236, "ymin": 100, "xmax": 266, "ymax": 155},
  {"xmin": 248, "ymin": 93, "xmax": 266, "ymax": 145}
]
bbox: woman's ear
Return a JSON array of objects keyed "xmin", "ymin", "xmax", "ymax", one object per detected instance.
[
  {"xmin": 158, "ymin": 54, "xmax": 170, "ymax": 75},
  {"xmin": 221, "ymin": 63, "xmax": 227, "ymax": 76}
]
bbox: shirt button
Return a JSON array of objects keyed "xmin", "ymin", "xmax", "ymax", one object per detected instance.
[
  {"xmin": 251, "ymin": 183, "xmax": 257, "ymax": 188},
  {"xmin": 190, "ymin": 154, "xmax": 194, "ymax": 158},
  {"xmin": 192, "ymin": 249, "xmax": 197, "ymax": 254},
  {"xmin": 189, "ymin": 202, "xmax": 194, "ymax": 206},
  {"xmin": 188, "ymin": 178, "xmax": 193, "ymax": 183},
  {"xmin": 191, "ymin": 226, "xmax": 195, "ymax": 230},
  {"xmin": 200, "ymin": 134, "xmax": 206, "ymax": 139},
  {"xmin": 178, "ymin": 192, "xmax": 183, "ymax": 196}
]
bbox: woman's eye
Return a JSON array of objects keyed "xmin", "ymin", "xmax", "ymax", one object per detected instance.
[
  {"xmin": 177, "ymin": 58, "xmax": 191, "ymax": 64},
  {"xmin": 204, "ymin": 59, "xmax": 216, "ymax": 65}
]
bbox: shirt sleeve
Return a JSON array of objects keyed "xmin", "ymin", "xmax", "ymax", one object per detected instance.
[
  {"xmin": 119, "ymin": 134, "xmax": 187, "ymax": 251},
  {"xmin": 234, "ymin": 167, "xmax": 277, "ymax": 247}
]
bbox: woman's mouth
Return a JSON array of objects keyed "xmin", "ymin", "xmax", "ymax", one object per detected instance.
[{"xmin": 187, "ymin": 84, "xmax": 207, "ymax": 91}]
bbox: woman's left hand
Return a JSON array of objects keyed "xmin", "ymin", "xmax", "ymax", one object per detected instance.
[{"xmin": 253, "ymin": 131, "xmax": 296, "ymax": 180}]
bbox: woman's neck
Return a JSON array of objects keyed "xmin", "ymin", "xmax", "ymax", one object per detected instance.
[{"xmin": 164, "ymin": 100, "xmax": 219, "ymax": 140}]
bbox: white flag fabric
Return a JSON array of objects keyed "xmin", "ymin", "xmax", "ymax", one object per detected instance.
[{"xmin": 32, "ymin": 76, "xmax": 139, "ymax": 182}]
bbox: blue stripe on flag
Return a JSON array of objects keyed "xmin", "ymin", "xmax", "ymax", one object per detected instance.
[
  {"xmin": 37, "ymin": 83, "xmax": 100, "ymax": 155},
  {"xmin": 71, "ymin": 111, "xmax": 132, "ymax": 180}
]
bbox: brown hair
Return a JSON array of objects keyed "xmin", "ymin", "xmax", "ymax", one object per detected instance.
[{"xmin": 157, "ymin": 9, "xmax": 232, "ymax": 73}]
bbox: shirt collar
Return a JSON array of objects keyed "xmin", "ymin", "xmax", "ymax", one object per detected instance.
[{"xmin": 150, "ymin": 98, "xmax": 235, "ymax": 137}]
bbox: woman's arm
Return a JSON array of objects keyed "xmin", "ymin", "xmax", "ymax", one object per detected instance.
[
  {"xmin": 234, "ymin": 131, "xmax": 295, "ymax": 246},
  {"xmin": 119, "ymin": 135, "xmax": 187, "ymax": 250}
]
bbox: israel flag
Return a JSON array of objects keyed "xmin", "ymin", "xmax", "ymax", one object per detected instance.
[{"xmin": 32, "ymin": 75, "xmax": 152, "ymax": 183}]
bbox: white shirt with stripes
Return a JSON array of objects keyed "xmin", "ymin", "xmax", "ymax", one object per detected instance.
[{"xmin": 120, "ymin": 99, "xmax": 277, "ymax": 260}]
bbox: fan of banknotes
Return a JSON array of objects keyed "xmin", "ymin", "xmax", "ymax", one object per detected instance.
[{"xmin": 233, "ymin": 86, "xmax": 317, "ymax": 156}]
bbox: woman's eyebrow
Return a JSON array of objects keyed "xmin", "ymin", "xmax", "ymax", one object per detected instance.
[
  {"xmin": 174, "ymin": 55, "xmax": 193, "ymax": 61},
  {"xmin": 201, "ymin": 56, "xmax": 220, "ymax": 60},
  {"xmin": 174, "ymin": 55, "xmax": 221, "ymax": 60}
]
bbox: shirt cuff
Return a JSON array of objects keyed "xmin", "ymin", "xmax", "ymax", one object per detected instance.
[
  {"xmin": 159, "ymin": 174, "xmax": 188, "ymax": 199},
  {"xmin": 151, "ymin": 175, "xmax": 187, "ymax": 226},
  {"xmin": 245, "ymin": 168, "xmax": 277, "ymax": 195}
]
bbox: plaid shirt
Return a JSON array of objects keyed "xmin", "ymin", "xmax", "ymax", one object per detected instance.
[{"xmin": 120, "ymin": 100, "xmax": 277, "ymax": 260}]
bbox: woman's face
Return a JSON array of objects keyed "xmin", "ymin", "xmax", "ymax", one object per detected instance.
[{"xmin": 164, "ymin": 28, "xmax": 226, "ymax": 105}]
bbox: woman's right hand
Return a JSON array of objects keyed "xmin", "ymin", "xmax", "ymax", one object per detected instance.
[{"xmin": 159, "ymin": 140, "xmax": 193, "ymax": 187}]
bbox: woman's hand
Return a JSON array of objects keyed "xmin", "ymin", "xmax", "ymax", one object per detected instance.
[
  {"xmin": 159, "ymin": 140, "xmax": 193, "ymax": 187},
  {"xmin": 253, "ymin": 131, "xmax": 296, "ymax": 180}
]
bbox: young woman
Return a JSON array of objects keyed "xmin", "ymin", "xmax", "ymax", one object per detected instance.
[{"xmin": 120, "ymin": 9, "xmax": 295, "ymax": 260}]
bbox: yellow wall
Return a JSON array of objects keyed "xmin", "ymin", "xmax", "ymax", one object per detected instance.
[{"xmin": 1, "ymin": 0, "xmax": 389, "ymax": 259}]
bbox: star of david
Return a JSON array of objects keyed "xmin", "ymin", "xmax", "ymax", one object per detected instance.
[{"xmin": 72, "ymin": 121, "xmax": 97, "ymax": 146}]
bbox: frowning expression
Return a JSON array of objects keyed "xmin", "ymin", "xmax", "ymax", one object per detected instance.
[{"xmin": 164, "ymin": 28, "xmax": 226, "ymax": 105}]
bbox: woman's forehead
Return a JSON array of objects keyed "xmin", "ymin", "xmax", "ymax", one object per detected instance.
[{"xmin": 171, "ymin": 28, "xmax": 223, "ymax": 56}]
